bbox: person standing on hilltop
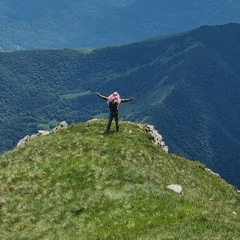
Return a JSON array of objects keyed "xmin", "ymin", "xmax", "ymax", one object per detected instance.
[{"xmin": 96, "ymin": 92, "xmax": 134, "ymax": 132}]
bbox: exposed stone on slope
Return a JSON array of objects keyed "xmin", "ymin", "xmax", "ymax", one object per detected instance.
[
  {"xmin": 205, "ymin": 168, "xmax": 220, "ymax": 177},
  {"xmin": 167, "ymin": 184, "xmax": 183, "ymax": 194},
  {"xmin": 17, "ymin": 121, "xmax": 68, "ymax": 147},
  {"xmin": 140, "ymin": 124, "xmax": 168, "ymax": 153},
  {"xmin": 50, "ymin": 121, "xmax": 68, "ymax": 133}
]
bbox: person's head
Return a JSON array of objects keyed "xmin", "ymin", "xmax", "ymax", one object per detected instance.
[{"xmin": 108, "ymin": 92, "xmax": 121, "ymax": 105}]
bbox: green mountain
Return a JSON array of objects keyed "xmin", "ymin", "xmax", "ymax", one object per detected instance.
[
  {"xmin": 1, "ymin": 0, "xmax": 240, "ymax": 50},
  {"xmin": 0, "ymin": 120, "xmax": 239, "ymax": 239},
  {"xmin": 0, "ymin": 23, "xmax": 240, "ymax": 188}
]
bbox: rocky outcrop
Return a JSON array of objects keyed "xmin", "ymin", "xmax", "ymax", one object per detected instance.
[
  {"xmin": 205, "ymin": 168, "xmax": 220, "ymax": 177},
  {"xmin": 17, "ymin": 121, "xmax": 68, "ymax": 147},
  {"xmin": 50, "ymin": 121, "xmax": 68, "ymax": 133},
  {"xmin": 140, "ymin": 124, "xmax": 168, "ymax": 153}
]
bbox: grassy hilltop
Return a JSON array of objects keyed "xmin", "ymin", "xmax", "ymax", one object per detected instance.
[{"xmin": 0, "ymin": 120, "xmax": 239, "ymax": 239}]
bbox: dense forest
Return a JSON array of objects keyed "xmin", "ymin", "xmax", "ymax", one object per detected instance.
[{"xmin": 1, "ymin": 23, "xmax": 240, "ymax": 188}]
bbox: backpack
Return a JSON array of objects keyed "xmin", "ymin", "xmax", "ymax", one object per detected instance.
[{"xmin": 108, "ymin": 99, "xmax": 118, "ymax": 112}]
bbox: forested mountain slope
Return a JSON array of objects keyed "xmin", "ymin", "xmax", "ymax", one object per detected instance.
[{"xmin": 0, "ymin": 23, "xmax": 240, "ymax": 188}]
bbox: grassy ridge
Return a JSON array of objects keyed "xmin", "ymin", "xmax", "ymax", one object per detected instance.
[{"xmin": 0, "ymin": 120, "xmax": 239, "ymax": 239}]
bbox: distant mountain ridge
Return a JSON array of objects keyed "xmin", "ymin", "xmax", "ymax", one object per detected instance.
[
  {"xmin": 0, "ymin": 23, "xmax": 240, "ymax": 189},
  {"xmin": 1, "ymin": 0, "xmax": 240, "ymax": 50}
]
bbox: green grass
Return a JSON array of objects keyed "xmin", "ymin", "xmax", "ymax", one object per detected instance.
[
  {"xmin": 0, "ymin": 120, "xmax": 239, "ymax": 239},
  {"xmin": 59, "ymin": 91, "xmax": 91, "ymax": 100}
]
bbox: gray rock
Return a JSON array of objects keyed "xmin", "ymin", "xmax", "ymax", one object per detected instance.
[
  {"xmin": 140, "ymin": 124, "xmax": 168, "ymax": 153},
  {"xmin": 167, "ymin": 184, "xmax": 183, "ymax": 194},
  {"xmin": 17, "ymin": 121, "xmax": 68, "ymax": 147},
  {"xmin": 205, "ymin": 168, "xmax": 220, "ymax": 177},
  {"xmin": 51, "ymin": 121, "xmax": 68, "ymax": 133}
]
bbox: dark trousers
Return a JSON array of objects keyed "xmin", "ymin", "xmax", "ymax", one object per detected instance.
[{"xmin": 107, "ymin": 111, "xmax": 119, "ymax": 131}]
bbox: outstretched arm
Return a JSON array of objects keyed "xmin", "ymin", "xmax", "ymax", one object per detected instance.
[
  {"xmin": 121, "ymin": 97, "xmax": 134, "ymax": 103},
  {"xmin": 96, "ymin": 92, "xmax": 108, "ymax": 101}
]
